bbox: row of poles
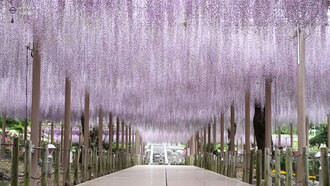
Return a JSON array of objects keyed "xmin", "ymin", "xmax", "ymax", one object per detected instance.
[
  {"xmin": 5, "ymin": 136, "xmax": 145, "ymax": 186},
  {"xmin": 0, "ymin": 37, "xmax": 145, "ymax": 186},
  {"xmin": 185, "ymin": 29, "xmax": 330, "ymax": 186}
]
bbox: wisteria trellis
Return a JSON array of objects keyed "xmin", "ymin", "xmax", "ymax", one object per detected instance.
[{"xmin": 0, "ymin": 0, "xmax": 329, "ymax": 143}]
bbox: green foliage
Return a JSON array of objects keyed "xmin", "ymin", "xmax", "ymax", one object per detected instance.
[
  {"xmin": 0, "ymin": 117, "xmax": 31, "ymax": 133},
  {"xmin": 309, "ymin": 124, "xmax": 328, "ymax": 148}
]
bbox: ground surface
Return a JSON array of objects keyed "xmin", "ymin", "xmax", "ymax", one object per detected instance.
[{"xmin": 77, "ymin": 165, "xmax": 250, "ymax": 186}]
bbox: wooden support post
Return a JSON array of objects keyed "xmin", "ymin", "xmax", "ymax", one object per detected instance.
[
  {"xmin": 196, "ymin": 131, "xmax": 199, "ymax": 154},
  {"xmin": 84, "ymin": 91, "xmax": 90, "ymax": 179},
  {"xmin": 320, "ymin": 147, "xmax": 329, "ymax": 186},
  {"xmin": 11, "ymin": 138, "xmax": 19, "ymax": 186},
  {"xmin": 1, "ymin": 113, "xmax": 6, "ymax": 154},
  {"xmin": 39, "ymin": 122, "xmax": 42, "ymax": 160},
  {"xmin": 302, "ymin": 146, "xmax": 309, "ymax": 186},
  {"xmin": 116, "ymin": 117, "xmax": 119, "ymax": 152},
  {"xmin": 203, "ymin": 128, "xmax": 206, "ymax": 154},
  {"xmin": 256, "ymin": 150, "xmax": 262, "ymax": 186},
  {"xmin": 297, "ymin": 28, "xmax": 306, "ymax": 185},
  {"xmin": 264, "ymin": 147, "xmax": 271, "ymax": 186},
  {"xmin": 60, "ymin": 122, "xmax": 64, "ymax": 163},
  {"xmin": 306, "ymin": 117, "xmax": 309, "ymax": 147},
  {"xmin": 63, "ymin": 77, "xmax": 71, "ymax": 186},
  {"xmin": 128, "ymin": 126, "xmax": 131, "ymax": 153},
  {"xmin": 121, "ymin": 121, "xmax": 124, "ymax": 152},
  {"xmin": 208, "ymin": 123, "xmax": 211, "ymax": 153},
  {"xmin": 24, "ymin": 119, "xmax": 28, "ymax": 142},
  {"xmin": 98, "ymin": 108, "xmax": 103, "ymax": 177},
  {"xmin": 125, "ymin": 125, "xmax": 128, "ymax": 153},
  {"xmin": 229, "ymin": 104, "xmax": 235, "ymax": 151},
  {"xmin": 285, "ymin": 148, "xmax": 292, "ymax": 186},
  {"xmin": 108, "ymin": 113, "xmax": 113, "ymax": 173},
  {"xmin": 278, "ymin": 126, "xmax": 281, "ymax": 148},
  {"xmin": 54, "ymin": 145, "xmax": 60, "ymax": 186},
  {"xmin": 275, "ymin": 149, "xmax": 280, "ymax": 186},
  {"xmin": 265, "ymin": 79, "xmax": 272, "ymax": 149},
  {"xmin": 328, "ymin": 114, "xmax": 330, "ymax": 148},
  {"xmin": 213, "ymin": 116, "xmax": 216, "ymax": 152},
  {"xmin": 41, "ymin": 143, "xmax": 48, "ymax": 186},
  {"xmin": 249, "ymin": 150, "xmax": 255, "ymax": 184},
  {"xmin": 242, "ymin": 151, "xmax": 246, "ymax": 182},
  {"xmin": 245, "ymin": 90, "xmax": 250, "ymax": 182},
  {"xmin": 290, "ymin": 123, "xmax": 293, "ymax": 148},
  {"xmin": 88, "ymin": 149, "xmax": 92, "ymax": 180},
  {"xmin": 51, "ymin": 122, "xmax": 54, "ymax": 144},
  {"xmin": 220, "ymin": 113, "xmax": 224, "ymax": 153},
  {"xmin": 31, "ymin": 39, "xmax": 41, "ymax": 186},
  {"xmin": 93, "ymin": 148, "xmax": 97, "ymax": 178},
  {"xmin": 74, "ymin": 148, "xmax": 79, "ymax": 185},
  {"xmin": 24, "ymin": 140, "xmax": 31, "ymax": 186}
]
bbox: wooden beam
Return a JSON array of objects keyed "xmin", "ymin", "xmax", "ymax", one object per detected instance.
[
  {"xmin": 84, "ymin": 91, "xmax": 90, "ymax": 179},
  {"xmin": 265, "ymin": 79, "xmax": 272, "ymax": 148},
  {"xmin": 220, "ymin": 113, "xmax": 224, "ymax": 153},
  {"xmin": 31, "ymin": 40, "xmax": 41, "ymax": 186},
  {"xmin": 63, "ymin": 77, "xmax": 71, "ymax": 185},
  {"xmin": 229, "ymin": 104, "xmax": 235, "ymax": 151},
  {"xmin": 213, "ymin": 116, "xmax": 216, "ymax": 152}
]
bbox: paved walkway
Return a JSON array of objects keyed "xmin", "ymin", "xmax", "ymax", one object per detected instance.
[{"xmin": 77, "ymin": 165, "xmax": 250, "ymax": 186}]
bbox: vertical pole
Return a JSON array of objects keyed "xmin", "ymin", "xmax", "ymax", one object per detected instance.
[
  {"xmin": 320, "ymin": 147, "xmax": 329, "ymax": 186},
  {"xmin": 98, "ymin": 108, "xmax": 103, "ymax": 176},
  {"xmin": 220, "ymin": 113, "xmax": 224, "ymax": 153},
  {"xmin": 109, "ymin": 113, "xmax": 113, "ymax": 152},
  {"xmin": 328, "ymin": 114, "xmax": 330, "ymax": 148},
  {"xmin": 265, "ymin": 79, "xmax": 272, "ymax": 148},
  {"xmin": 265, "ymin": 79, "xmax": 272, "ymax": 186},
  {"xmin": 208, "ymin": 123, "xmax": 211, "ymax": 152},
  {"xmin": 297, "ymin": 28, "xmax": 306, "ymax": 185},
  {"xmin": 41, "ymin": 143, "xmax": 48, "ymax": 186},
  {"xmin": 285, "ymin": 148, "xmax": 293, "ymax": 186},
  {"xmin": 278, "ymin": 126, "xmax": 281, "ymax": 147},
  {"xmin": 24, "ymin": 141, "xmax": 31, "ymax": 186},
  {"xmin": 128, "ymin": 126, "xmax": 131, "ymax": 153},
  {"xmin": 1, "ymin": 113, "xmax": 6, "ymax": 154},
  {"xmin": 121, "ymin": 121, "xmax": 124, "ymax": 152},
  {"xmin": 125, "ymin": 125, "xmax": 128, "ymax": 152},
  {"xmin": 11, "ymin": 138, "xmax": 19, "ymax": 186},
  {"xmin": 275, "ymin": 149, "xmax": 280, "ymax": 186},
  {"xmin": 84, "ymin": 91, "xmax": 90, "ymax": 180},
  {"xmin": 229, "ymin": 104, "xmax": 235, "ymax": 151},
  {"xmin": 74, "ymin": 148, "xmax": 79, "ymax": 185},
  {"xmin": 256, "ymin": 150, "xmax": 262, "ymax": 186},
  {"xmin": 203, "ymin": 128, "xmax": 206, "ymax": 154},
  {"xmin": 51, "ymin": 122, "xmax": 54, "ymax": 144},
  {"xmin": 54, "ymin": 145, "xmax": 60, "ymax": 186},
  {"xmin": 290, "ymin": 123, "xmax": 293, "ymax": 148},
  {"xmin": 302, "ymin": 146, "xmax": 309, "ymax": 186},
  {"xmin": 305, "ymin": 117, "xmax": 309, "ymax": 147},
  {"xmin": 213, "ymin": 116, "xmax": 216, "ymax": 152},
  {"xmin": 31, "ymin": 39, "xmax": 41, "ymax": 186},
  {"xmin": 245, "ymin": 90, "xmax": 250, "ymax": 182},
  {"xmin": 249, "ymin": 150, "xmax": 254, "ymax": 184},
  {"xmin": 63, "ymin": 77, "xmax": 71, "ymax": 186},
  {"xmin": 24, "ymin": 119, "xmax": 28, "ymax": 142},
  {"xmin": 116, "ymin": 117, "xmax": 119, "ymax": 152}
]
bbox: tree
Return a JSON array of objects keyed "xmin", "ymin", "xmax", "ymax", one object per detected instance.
[{"xmin": 309, "ymin": 124, "xmax": 328, "ymax": 148}]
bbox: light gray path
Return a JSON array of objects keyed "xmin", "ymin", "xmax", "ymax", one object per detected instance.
[{"xmin": 77, "ymin": 165, "xmax": 250, "ymax": 186}]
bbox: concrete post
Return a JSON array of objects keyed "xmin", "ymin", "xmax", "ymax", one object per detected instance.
[
  {"xmin": 297, "ymin": 28, "xmax": 306, "ymax": 185},
  {"xmin": 31, "ymin": 40, "xmax": 41, "ymax": 186},
  {"xmin": 63, "ymin": 77, "xmax": 71, "ymax": 186},
  {"xmin": 220, "ymin": 113, "xmax": 224, "ymax": 153}
]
